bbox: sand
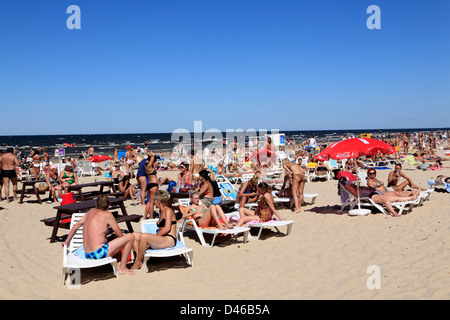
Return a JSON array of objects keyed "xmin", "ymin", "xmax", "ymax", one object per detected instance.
[{"xmin": 0, "ymin": 152, "xmax": 449, "ymax": 300}]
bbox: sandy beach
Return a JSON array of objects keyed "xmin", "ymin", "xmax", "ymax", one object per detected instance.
[{"xmin": 0, "ymin": 151, "xmax": 449, "ymax": 301}]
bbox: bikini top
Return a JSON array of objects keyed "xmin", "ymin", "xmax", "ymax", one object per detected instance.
[
  {"xmin": 191, "ymin": 206, "xmax": 207, "ymax": 213},
  {"xmin": 156, "ymin": 218, "xmax": 177, "ymax": 229}
]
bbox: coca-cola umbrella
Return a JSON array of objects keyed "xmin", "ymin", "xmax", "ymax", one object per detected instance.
[
  {"xmin": 314, "ymin": 138, "xmax": 395, "ymax": 161},
  {"xmin": 88, "ymin": 155, "xmax": 112, "ymax": 163},
  {"xmin": 314, "ymin": 138, "xmax": 395, "ymax": 216}
]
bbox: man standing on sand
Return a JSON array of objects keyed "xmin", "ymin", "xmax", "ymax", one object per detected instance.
[
  {"xmin": 62, "ymin": 195, "xmax": 135, "ymax": 275},
  {"xmin": 0, "ymin": 147, "xmax": 20, "ymax": 203},
  {"xmin": 88, "ymin": 145, "xmax": 95, "ymax": 158}
]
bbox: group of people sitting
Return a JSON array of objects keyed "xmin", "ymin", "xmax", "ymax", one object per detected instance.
[{"xmin": 341, "ymin": 163, "xmax": 427, "ymax": 217}]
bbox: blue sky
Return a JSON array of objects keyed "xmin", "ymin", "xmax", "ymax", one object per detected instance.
[{"xmin": 0, "ymin": 0, "xmax": 449, "ymax": 135}]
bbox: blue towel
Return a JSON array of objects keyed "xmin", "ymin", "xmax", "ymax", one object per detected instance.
[
  {"xmin": 73, "ymin": 245, "xmax": 86, "ymax": 258},
  {"xmin": 143, "ymin": 223, "xmax": 159, "ymax": 235},
  {"xmin": 374, "ymin": 166, "xmax": 390, "ymax": 170},
  {"xmin": 142, "ymin": 222, "xmax": 185, "ymax": 250},
  {"xmin": 445, "ymin": 183, "xmax": 450, "ymax": 193}
]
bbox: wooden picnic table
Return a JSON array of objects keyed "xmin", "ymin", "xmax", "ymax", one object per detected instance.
[
  {"xmin": 67, "ymin": 180, "xmax": 117, "ymax": 201},
  {"xmin": 19, "ymin": 179, "xmax": 49, "ymax": 204},
  {"xmin": 41, "ymin": 197, "xmax": 142, "ymax": 243}
]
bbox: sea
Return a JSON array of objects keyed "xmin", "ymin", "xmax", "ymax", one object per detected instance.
[{"xmin": 1, "ymin": 128, "xmax": 448, "ymax": 160}]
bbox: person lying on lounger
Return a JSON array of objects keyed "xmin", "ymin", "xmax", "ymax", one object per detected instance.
[
  {"xmin": 343, "ymin": 181, "xmax": 420, "ymax": 217},
  {"xmin": 181, "ymin": 191, "xmax": 233, "ymax": 230}
]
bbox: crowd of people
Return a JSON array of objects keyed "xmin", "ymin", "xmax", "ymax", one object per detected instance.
[{"xmin": 1, "ymin": 130, "xmax": 449, "ymax": 274}]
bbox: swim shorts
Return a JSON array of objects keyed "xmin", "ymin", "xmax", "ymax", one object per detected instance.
[{"xmin": 85, "ymin": 243, "xmax": 109, "ymax": 260}]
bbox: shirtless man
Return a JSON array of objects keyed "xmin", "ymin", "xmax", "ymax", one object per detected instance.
[
  {"xmin": 178, "ymin": 163, "xmax": 193, "ymax": 186},
  {"xmin": 0, "ymin": 148, "xmax": 20, "ymax": 203},
  {"xmin": 62, "ymin": 195, "xmax": 135, "ymax": 275},
  {"xmin": 88, "ymin": 145, "xmax": 95, "ymax": 158},
  {"xmin": 388, "ymin": 164, "xmax": 424, "ymax": 192},
  {"xmin": 125, "ymin": 146, "xmax": 136, "ymax": 178},
  {"xmin": 32, "ymin": 149, "xmax": 42, "ymax": 180}
]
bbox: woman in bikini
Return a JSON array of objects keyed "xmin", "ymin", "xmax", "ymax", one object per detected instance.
[
  {"xmin": 144, "ymin": 153, "xmax": 159, "ymax": 219},
  {"xmin": 237, "ymin": 175, "xmax": 259, "ymax": 208},
  {"xmin": 196, "ymin": 170, "xmax": 215, "ymax": 208},
  {"xmin": 235, "ymin": 182, "xmax": 286, "ymax": 227},
  {"xmin": 59, "ymin": 164, "xmax": 78, "ymax": 193},
  {"xmin": 344, "ymin": 181, "xmax": 420, "ymax": 217},
  {"xmin": 131, "ymin": 190, "xmax": 178, "ymax": 270},
  {"xmin": 182, "ymin": 191, "xmax": 233, "ymax": 230},
  {"xmin": 366, "ymin": 168, "xmax": 418, "ymax": 197},
  {"xmin": 283, "ymin": 158, "xmax": 306, "ymax": 213}
]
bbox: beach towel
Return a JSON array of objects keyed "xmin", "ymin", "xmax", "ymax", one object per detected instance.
[{"xmin": 374, "ymin": 166, "xmax": 390, "ymax": 170}]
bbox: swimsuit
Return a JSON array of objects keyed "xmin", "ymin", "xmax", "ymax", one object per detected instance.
[
  {"xmin": 2, "ymin": 169, "xmax": 17, "ymax": 179},
  {"xmin": 63, "ymin": 171, "xmax": 75, "ymax": 184},
  {"xmin": 85, "ymin": 243, "xmax": 109, "ymax": 260},
  {"xmin": 146, "ymin": 182, "xmax": 159, "ymax": 191},
  {"xmin": 255, "ymin": 201, "xmax": 272, "ymax": 222},
  {"xmin": 48, "ymin": 174, "xmax": 59, "ymax": 187},
  {"xmin": 202, "ymin": 197, "xmax": 213, "ymax": 207},
  {"xmin": 156, "ymin": 218, "xmax": 177, "ymax": 247}
]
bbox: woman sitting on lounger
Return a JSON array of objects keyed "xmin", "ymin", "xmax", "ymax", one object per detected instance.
[
  {"xmin": 343, "ymin": 181, "xmax": 420, "ymax": 217},
  {"xmin": 235, "ymin": 182, "xmax": 286, "ymax": 226},
  {"xmin": 366, "ymin": 168, "xmax": 418, "ymax": 198},
  {"xmin": 181, "ymin": 191, "xmax": 233, "ymax": 230},
  {"xmin": 237, "ymin": 175, "xmax": 259, "ymax": 208},
  {"xmin": 131, "ymin": 190, "xmax": 178, "ymax": 270}
]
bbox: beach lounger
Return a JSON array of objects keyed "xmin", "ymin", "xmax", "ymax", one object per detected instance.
[
  {"xmin": 140, "ymin": 219, "xmax": 194, "ymax": 273},
  {"xmin": 244, "ymin": 218, "xmax": 294, "ymax": 240},
  {"xmin": 338, "ymin": 181, "xmax": 416, "ymax": 216},
  {"xmin": 61, "ymin": 213, "xmax": 118, "ymax": 285},
  {"xmin": 179, "ymin": 218, "xmax": 250, "ymax": 247},
  {"xmin": 177, "ymin": 197, "xmax": 250, "ymax": 247},
  {"xmin": 404, "ymin": 155, "xmax": 421, "ymax": 170}
]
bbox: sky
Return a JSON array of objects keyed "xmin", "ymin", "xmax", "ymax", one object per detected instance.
[{"xmin": 0, "ymin": 0, "xmax": 449, "ymax": 135}]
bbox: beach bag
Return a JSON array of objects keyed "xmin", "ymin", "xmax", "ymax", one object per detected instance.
[{"xmin": 38, "ymin": 183, "xmax": 49, "ymax": 192}]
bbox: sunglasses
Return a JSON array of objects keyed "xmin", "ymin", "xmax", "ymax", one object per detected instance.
[{"xmin": 368, "ymin": 172, "xmax": 376, "ymax": 175}]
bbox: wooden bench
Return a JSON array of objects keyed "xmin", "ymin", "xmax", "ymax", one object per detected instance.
[
  {"xmin": 19, "ymin": 179, "xmax": 49, "ymax": 204},
  {"xmin": 41, "ymin": 197, "xmax": 142, "ymax": 243}
]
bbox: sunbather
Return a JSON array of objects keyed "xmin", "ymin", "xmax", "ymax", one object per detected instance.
[
  {"xmin": 237, "ymin": 175, "xmax": 259, "ymax": 208},
  {"xmin": 367, "ymin": 168, "xmax": 418, "ymax": 197},
  {"xmin": 314, "ymin": 160, "xmax": 330, "ymax": 177},
  {"xmin": 62, "ymin": 195, "xmax": 135, "ymax": 274},
  {"xmin": 59, "ymin": 164, "xmax": 78, "ymax": 193},
  {"xmin": 181, "ymin": 191, "xmax": 233, "ymax": 230},
  {"xmin": 387, "ymin": 164, "xmax": 425, "ymax": 191},
  {"xmin": 282, "ymin": 158, "xmax": 306, "ymax": 213},
  {"xmin": 118, "ymin": 175, "xmax": 138, "ymax": 200},
  {"xmin": 235, "ymin": 182, "xmax": 286, "ymax": 226},
  {"xmin": 45, "ymin": 165, "xmax": 62, "ymax": 203},
  {"xmin": 344, "ymin": 182, "xmax": 420, "ymax": 217},
  {"xmin": 131, "ymin": 190, "xmax": 178, "ymax": 270}
]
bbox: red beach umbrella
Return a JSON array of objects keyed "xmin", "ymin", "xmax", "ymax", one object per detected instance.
[
  {"xmin": 246, "ymin": 148, "xmax": 276, "ymax": 165},
  {"xmin": 88, "ymin": 155, "xmax": 112, "ymax": 163},
  {"xmin": 314, "ymin": 138, "xmax": 395, "ymax": 216},
  {"xmin": 314, "ymin": 138, "xmax": 395, "ymax": 161}
]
